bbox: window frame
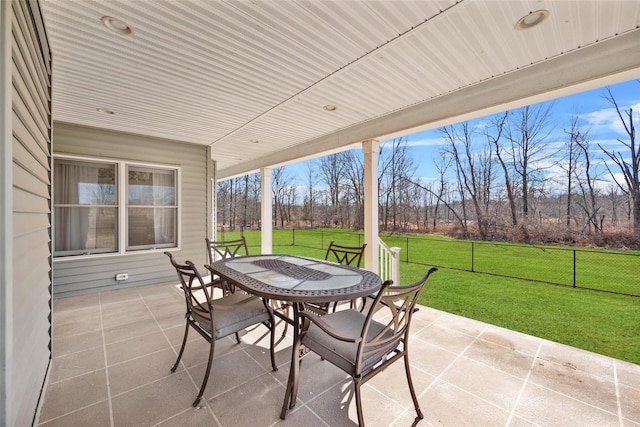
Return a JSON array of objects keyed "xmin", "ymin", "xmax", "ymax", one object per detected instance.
[
  {"xmin": 53, "ymin": 154, "xmax": 181, "ymax": 259},
  {"xmin": 125, "ymin": 163, "xmax": 179, "ymax": 251}
]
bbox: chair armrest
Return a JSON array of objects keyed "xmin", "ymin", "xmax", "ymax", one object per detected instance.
[
  {"xmin": 206, "ymin": 277, "xmax": 227, "ymax": 287},
  {"xmin": 299, "ymin": 312, "xmax": 362, "ymax": 344},
  {"xmin": 188, "ymin": 277, "xmax": 225, "ymax": 291}
]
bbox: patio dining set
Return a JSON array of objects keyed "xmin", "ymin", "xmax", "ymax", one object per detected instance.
[{"xmin": 164, "ymin": 237, "xmax": 437, "ymax": 426}]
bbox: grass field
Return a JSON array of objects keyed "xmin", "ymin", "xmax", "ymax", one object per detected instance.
[{"xmin": 218, "ymin": 228, "xmax": 640, "ymax": 365}]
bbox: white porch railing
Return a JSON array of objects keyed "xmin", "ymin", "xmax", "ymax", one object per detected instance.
[{"xmin": 378, "ymin": 240, "xmax": 401, "ymax": 285}]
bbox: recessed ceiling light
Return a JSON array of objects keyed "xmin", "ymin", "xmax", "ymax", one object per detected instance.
[
  {"xmin": 101, "ymin": 16, "xmax": 134, "ymax": 36},
  {"xmin": 323, "ymin": 105, "xmax": 337, "ymax": 111},
  {"xmin": 515, "ymin": 10, "xmax": 550, "ymax": 30},
  {"xmin": 97, "ymin": 108, "xmax": 115, "ymax": 115}
]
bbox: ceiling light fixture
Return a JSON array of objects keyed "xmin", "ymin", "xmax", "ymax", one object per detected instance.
[
  {"xmin": 97, "ymin": 107, "xmax": 115, "ymax": 115},
  {"xmin": 250, "ymin": 139, "xmax": 260, "ymax": 144},
  {"xmin": 323, "ymin": 104, "xmax": 337, "ymax": 111},
  {"xmin": 515, "ymin": 10, "xmax": 550, "ymax": 30},
  {"xmin": 101, "ymin": 16, "xmax": 134, "ymax": 36}
]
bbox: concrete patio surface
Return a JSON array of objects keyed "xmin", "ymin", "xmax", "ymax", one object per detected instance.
[{"xmin": 38, "ymin": 281, "xmax": 640, "ymax": 426}]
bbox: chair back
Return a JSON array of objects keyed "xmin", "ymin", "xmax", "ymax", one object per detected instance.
[
  {"xmin": 357, "ymin": 267, "xmax": 437, "ymax": 373},
  {"xmin": 165, "ymin": 251, "xmax": 212, "ymax": 318},
  {"xmin": 324, "ymin": 241, "xmax": 366, "ymax": 267},
  {"xmin": 206, "ymin": 236, "xmax": 248, "ymax": 264}
]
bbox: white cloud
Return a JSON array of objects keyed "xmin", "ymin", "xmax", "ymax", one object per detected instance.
[
  {"xmin": 381, "ymin": 136, "xmax": 444, "ymax": 148},
  {"xmin": 584, "ymin": 102, "xmax": 640, "ymax": 136},
  {"xmin": 406, "ymin": 137, "xmax": 444, "ymax": 148}
]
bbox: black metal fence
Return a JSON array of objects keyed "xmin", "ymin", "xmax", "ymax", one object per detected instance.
[{"xmin": 219, "ymin": 227, "xmax": 640, "ymax": 297}]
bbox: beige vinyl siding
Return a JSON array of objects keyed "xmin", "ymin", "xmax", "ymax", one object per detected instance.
[
  {"xmin": 52, "ymin": 123, "xmax": 212, "ymax": 296},
  {"xmin": 7, "ymin": 0, "xmax": 52, "ymax": 424}
]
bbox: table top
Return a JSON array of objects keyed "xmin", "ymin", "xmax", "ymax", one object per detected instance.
[{"xmin": 208, "ymin": 254, "xmax": 382, "ymax": 303}]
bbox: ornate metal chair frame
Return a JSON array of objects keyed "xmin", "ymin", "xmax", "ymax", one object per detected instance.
[
  {"xmin": 287, "ymin": 268, "xmax": 437, "ymax": 426},
  {"xmin": 206, "ymin": 236, "xmax": 290, "ymax": 335},
  {"xmin": 306, "ymin": 241, "xmax": 367, "ymax": 315},
  {"xmin": 165, "ymin": 251, "xmax": 277, "ymax": 406},
  {"xmin": 205, "ymin": 236, "xmax": 249, "ymax": 295},
  {"xmin": 325, "ymin": 240, "xmax": 366, "ymax": 267}
]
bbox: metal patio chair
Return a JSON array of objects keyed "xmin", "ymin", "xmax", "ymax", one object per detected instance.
[
  {"xmin": 165, "ymin": 251, "xmax": 277, "ymax": 406},
  {"xmin": 205, "ymin": 236, "xmax": 249, "ymax": 295},
  {"xmin": 305, "ymin": 241, "xmax": 367, "ymax": 315},
  {"xmin": 206, "ymin": 236, "xmax": 290, "ymax": 335},
  {"xmin": 325, "ymin": 240, "xmax": 366, "ymax": 267},
  {"xmin": 287, "ymin": 268, "xmax": 437, "ymax": 426}
]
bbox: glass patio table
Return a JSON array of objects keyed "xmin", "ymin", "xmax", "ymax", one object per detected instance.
[{"xmin": 206, "ymin": 254, "xmax": 383, "ymax": 418}]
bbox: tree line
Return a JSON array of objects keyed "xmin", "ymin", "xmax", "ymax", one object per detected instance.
[{"xmin": 217, "ymin": 83, "xmax": 640, "ymax": 246}]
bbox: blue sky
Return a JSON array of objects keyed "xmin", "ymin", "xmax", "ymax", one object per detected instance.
[{"xmin": 289, "ymin": 78, "xmax": 639, "ymax": 194}]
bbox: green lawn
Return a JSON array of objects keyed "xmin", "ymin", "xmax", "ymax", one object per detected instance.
[{"xmin": 217, "ymin": 228, "xmax": 640, "ymax": 365}]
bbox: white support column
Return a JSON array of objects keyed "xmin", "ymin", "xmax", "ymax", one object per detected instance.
[
  {"xmin": 206, "ymin": 149, "xmax": 215, "ymax": 240},
  {"xmin": 363, "ymin": 139, "xmax": 379, "ymax": 273},
  {"xmin": 261, "ymin": 167, "xmax": 273, "ymax": 254}
]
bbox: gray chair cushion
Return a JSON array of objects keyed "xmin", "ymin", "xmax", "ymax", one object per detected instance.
[
  {"xmin": 301, "ymin": 309, "xmax": 395, "ymax": 375},
  {"xmin": 192, "ymin": 293, "xmax": 270, "ymax": 339}
]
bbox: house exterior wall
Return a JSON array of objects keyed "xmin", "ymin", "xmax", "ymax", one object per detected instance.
[
  {"xmin": 1, "ymin": 0, "xmax": 52, "ymax": 424},
  {"xmin": 52, "ymin": 123, "xmax": 212, "ymax": 297}
]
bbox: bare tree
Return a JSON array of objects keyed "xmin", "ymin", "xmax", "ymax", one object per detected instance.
[
  {"xmin": 319, "ymin": 153, "xmax": 347, "ymax": 227},
  {"xmin": 241, "ymin": 175, "xmax": 249, "ymax": 230},
  {"xmin": 607, "ymin": 184, "xmax": 620, "ymax": 226},
  {"xmin": 441, "ymin": 122, "xmax": 494, "ymax": 239},
  {"xmin": 272, "ymin": 167, "xmax": 294, "ymax": 228},
  {"xmin": 504, "ymin": 102, "xmax": 557, "ymax": 219},
  {"xmin": 216, "ymin": 180, "xmax": 229, "ymax": 230},
  {"xmin": 409, "ymin": 179, "xmax": 428, "ymax": 232},
  {"xmin": 302, "ymin": 161, "xmax": 318, "ymax": 228},
  {"xmin": 284, "ymin": 184, "xmax": 297, "ymax": 226},
  {"xmin": 342, "ymin": 150, "xmax": 365, "ymax": 230},
  {"xmin": 487, "ymin": 112, "xmax": 518, "ymax": 225},
  {"xmin": 598, "ymin": 84, "xmax": 640, "ymax": 234},
  {"xmin": 216, "ymin": 177, "xmax": 242, "ymax": 230},
  {"xmin": 379, "ymin": 137, "xmax": 416, "ymax": 233},
  {"xmin": 561, "ymin": 114, "xmax": 583, "ymax": 229},
  {"xmin": 247, "ymin": 173, "xmax": 261, "ymax": 227},
  {"xmin": 418, "ymin": 179, "xmax": 434, "ymax": 232},
  {"xmin": 572, "ymin": 124, "xmax": 603, "ymax": 234},
  {"xmin": 432, "ymin": 152, "xmax": 452, "ymax": 231},
  {"xmin": 402, "ymin": 176, "xmax": 467, "ymax": 233}
]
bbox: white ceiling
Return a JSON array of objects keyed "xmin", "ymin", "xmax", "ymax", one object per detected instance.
[{"xmin": 42, "ymin": 0, "xmax": 640, "ymax": 179}]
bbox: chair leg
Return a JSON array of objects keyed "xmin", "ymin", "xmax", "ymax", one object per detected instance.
[
  {"xmin": 280, "ymin": 334, "xmax": 302, "ymax": 419},
  {"xmin": 280, "ymin": 364, "xmax": 294, "ymax": 419},
  {"xmin": 280, "ymin": 302, "xmax": 289, "ymax": 337},
  {"xmin": 193, "ymin": 338, "xmax": 216, "ymax": 407},
  {"xmin": 358, "ymin": 296, "xmax": 370, "ymax": 313},
  {"xmin": 235, "ymin": 332, "xmax": 241, "ymax": 344},
  {"xmin": 171, "ymin": 320, "xmax": 190, "ymax": 373},
  {"xmin": 289, "ymin": 351, "xmax": 303, "ymax": 408},
  {"xmin": 269, "ymin": 316, "xmax": 278, "ymax": 372},
  {"xmin": 270, "ymin": 300, "xmax": 289, "ymax": 337},
  {"xmin": 331, "ymin": 301, "xmax": 339, "ymax": 312},
  {"xmin": 354, "ymin": 378, "xmax": 365, "ymax": 427},
  {"xmin": 404, "ymin": 352, "xmax": 424, "ymax": 419}
]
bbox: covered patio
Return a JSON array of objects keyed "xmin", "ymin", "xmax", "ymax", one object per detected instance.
[
  {"xmin": 3, "ymin": 1, "xmax": 640, "ymax": 425},
  {"xmin": 38, "ymin": 281, "xmax": 640, "ymax": 426}
]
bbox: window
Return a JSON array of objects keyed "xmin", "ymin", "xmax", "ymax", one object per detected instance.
[
  {"xmin": 127, "ymin": 166, "xmax": 177, "ymax": 250},
  {"xmin": 54, "ymin": 157, "xmax": 178, "ymax": 257}
]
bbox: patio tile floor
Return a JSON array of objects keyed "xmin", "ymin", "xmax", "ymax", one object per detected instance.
[{"xmin": 38, "ymin": 281, "xmax": 640, "ymax": 427}]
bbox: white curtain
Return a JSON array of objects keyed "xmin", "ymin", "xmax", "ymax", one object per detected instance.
[
  {"xmin": 54, "ymin": 163, "xmax": 97, "ymax": 252},
  {"xmin": 152, "ymin": 170, "xmax": 175, "ymax": 244}
]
